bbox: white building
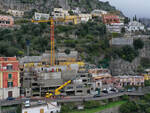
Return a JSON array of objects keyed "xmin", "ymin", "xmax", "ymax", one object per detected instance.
[
  {"xmin": 127, "ymin": 21, "xmax": 145, "ymax": 32},
  {"xmin": 72, "ymin": 7, "xmax": 81, "ymax": 14},
  {"xmin": 34, "ymin": 12, "xmax": 50, "ymax": 20},
  {"xmin": 106, "ymin": 23, "xmax": 124, "ymax": 33},
  {"xmin": 147, "ymin": 27, "xmax": 150, "ymax": 31},
  {"xmin": 22, "ymin": 102, "xmax": 61, "ymax": 113},
  {"xmin": 0, "ymin": 87, "xmax": 20, "ymax": 99},
  {"xmin": 51, "ymin": 8, "xmax": 69, "ymax": 19},
  {"xmin": 91, "ymin": 9, "xmax": 108, "ymax": 17},
  {"xmin": 78, "ymin": 14, "xmax": 92, "ymax": 22},
  {"xmin": 7, "ymin": 9, "xmax": 24, "ymax": 17}
]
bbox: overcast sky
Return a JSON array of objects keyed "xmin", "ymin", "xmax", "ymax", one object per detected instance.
[{"xmin": 100, "ymin": 0, "xmax": 150, "ymax": 18}]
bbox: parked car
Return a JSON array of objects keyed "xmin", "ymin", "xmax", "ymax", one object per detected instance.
[
  {"xmin": 7, "ymin": 97, "xmax": 15, "ymax": 100},
  {"xmin": 102, "ymin": 90, "xmax": 108, "ymax": 93}
]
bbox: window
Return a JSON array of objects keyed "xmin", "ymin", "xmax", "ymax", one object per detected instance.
[
  {"xmin": 8, "ymin": 82, "xmax": 13, "ymax": 87},
  {"xmin": 8, "ymin": 74, "xmax": 12, "ymax": 79},
  {"xmin": 7, "ymin": 64, "xmax": 13, "ymax": 70},
  {"xmin": 6, "ymin": 21, "xmax": 10, "ymax": 24}
]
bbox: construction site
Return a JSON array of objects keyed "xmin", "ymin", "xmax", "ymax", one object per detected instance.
[{"xmin": 19, "ymin": 50, "xmax": 93, "ymax": 97}]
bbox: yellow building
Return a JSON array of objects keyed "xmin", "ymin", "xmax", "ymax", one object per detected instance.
[{"xmin": 143, "ymin": 69, "xmax": 150, "ymax": 80}]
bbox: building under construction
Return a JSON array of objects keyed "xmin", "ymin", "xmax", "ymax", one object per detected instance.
[{"xmin": 19, "ymin": 51, "xmax": 92, "ymax": 97}]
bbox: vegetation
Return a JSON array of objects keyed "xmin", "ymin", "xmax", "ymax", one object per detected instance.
[
  {"xmin": 140, "ymin": 57, "xmax": 150, "ymax": 68},
  {"xmin": 120, "ymin": 93, "xmax": 150, "ymax": 113},
  {"xmin": 61, "ymin": 101, "xmax": 126, "ymax": 113},
  {"xmin": 133, "ymin": 39, "xmax": 144, "ymax": 50},
  {"xmin": 114, "ymin": 45, "xmax": 138, "ymax": 62},
  {"xmin": 144, "ymin": 80, "xmax": 150, "ymax": 87},
  {"xmin": 68, "ymin": 0, "xmax": 118, "ymax": 13}
]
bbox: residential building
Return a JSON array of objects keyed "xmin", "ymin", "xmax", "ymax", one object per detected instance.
[
  {"xmin": 78, "ymin": 14, "xmax": 92, "ymax": 22},
  {"xmin": 72, "ymin": 7, "xmax": 81, "ymax": 14},
  {"xmin": 88, "ymin": 68, "xmax": 111, "ymax": 78},
  {"xmin": 127, "ymin": 21, "xmax": 145, "ymax": 32},
  {"xmin": 147, "ymin": 27, "xmax": 150, "ymax": 31},
  {"xmin": 102, "ymin": 14, "xmax": 120, "ymax": 24},
  {"xmin": 0, "ymin": 57, "xmax": 20, "ymax": 99},
  {"xmin": 34, "ymin": 12, "xmax": 50, "ymax": 20},
  {"xmin": 22, "ymin": 101, "xmax": 61, "ymax": 113},
  {"xmin": 89, "ymin": 68, "xmax": 113, "ymax": 90},
  {"xmin": 7, "ymin": 9, "xmax": 24, "ymax": 17},
  {"xmin": 106, "ymin": 23, "xmax": 124, "ymax": 33},
  {"xmin": 51, "ymin": 8, "xmax": 69, "ymax": 19},
  {"xmin": 64, "ymin": 15, "xmax": 81, "ymax": 24},
  {"xmin": 91, "ymin": 9, "xmax": 108, "ymax": 17},
  {"xmin": 113, "ymin": 76, "xmax": 144, "ymax": 88},
  {"xmin": 0, "ymin": 15, "xmax": 14, "ymax": 27},
  {"xmin": 109, "ymin": 37, "xmax": 133, "ymax": 46},
  {"xmin": 142, "ymin": 69, "xmax": 150, "ymax": 80}
]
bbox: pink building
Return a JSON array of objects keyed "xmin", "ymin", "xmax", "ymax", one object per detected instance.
[
  {"xmin": 0, "ymin": 15, "xmax": 14, "ymax": 27},
  {"xmin": 102, "ymin": 14, "xmax": 120, "ymax": 24},
  {"xmin": 0, "ymin": 57, "xmax": 20, "ymax": 99},
  {"xmin": 113, "ymin": 76, "xmax": 144, "ymax": 88}
]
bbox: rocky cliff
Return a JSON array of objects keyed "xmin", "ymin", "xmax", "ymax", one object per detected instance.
[{"xmin": 0, "ymin": 0, "xmax": 117, "ymax": 13}]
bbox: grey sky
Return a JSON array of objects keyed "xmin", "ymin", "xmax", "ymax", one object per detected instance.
[{"xmin": 100, "ymin": 0, "xmax": 150, "ymax": 18}]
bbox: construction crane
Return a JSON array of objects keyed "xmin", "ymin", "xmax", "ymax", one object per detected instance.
[
  {"xmin": 31, "ymin": 16, "xmax": 79, "ymax": 66},
  {"xmin": 45, "ymin": 80, "xmax": 72, "ymax": 98}
]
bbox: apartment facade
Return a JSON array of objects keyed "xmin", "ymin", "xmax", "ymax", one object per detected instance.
[
  {"xmin": 0, "ymin": 57, "xmax": 20, "ymax": 99},
  {"xmin": 34, "ymin": 12, "xmax": 50, "ymax": 20},
  {"xmin": 7, "ymin": 9, "xmax": 24, "ymax": 17},
  {"xmin": 78, "ymin": 14, "xmax": 92, "ymax": 22},
  {"xmin": 0, "ymin": 15, "xmax": 14, "ymax": 27},
  {"xmin": 51, "ymin": 8, "xmax": 69, "ymax": 19},
  {"xmin": 109, "ymin": 37, "xmax": 133, "ymax": 46},
  {"xmin": 91, "ymin": 9, "xmax": 108, "ymax": 17},
  {"xmin": 106, "ymin": 23, "xmax": 124, "ymax": 33},
  {"xmin": 113, "ymin": 76, "xmax": 144, "ymax": 88},
  {"xmin": 127, "ymin": 21, "xmax": 145, "ymax": 32},
  {"xmin": 102, "ymin": 14, "xmax": 120, "ymax": 24}
]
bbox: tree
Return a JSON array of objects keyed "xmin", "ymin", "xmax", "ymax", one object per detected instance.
[
  {"xmin": 68, "ymin": 10, "xmax": 74, "ymax": 15},
  {"xmin": 136, "ymin": 65, "xmax": 144, "ymax": 73},
  {"xmin": 133, "ymin": 39, "xmax": 144, "ymax": 50},
  {"xmin": 124, "ymin": 17, "xmax": 130, "ymax": 24},
  {"xmin": 64, "ymin": 49, "xmax": 70, "ymax": 55},
  {"xmin": 146, "ymin": 107, "xmax": 150, "ymax": 113},
  {"xmin": 144, "ymin": 80, "xmax": 150, "ymax": 87},
  {"xmin": 119, "ymin": 101, "xmax": 139, "ymax": 113},
  {"xmin": 140, "ymin": 57, "xmax": 150, "ymax": 68},
  {"xmin": 116, "ymin": 45, "xmax": 138, "ymax": 62},
  {"xmin": 121, "ymin": 27, "xmax": 126, "ymax": 33},
  {"xmin": 135, "ymin": 15, "xmax": 137, "ymax": 21}
]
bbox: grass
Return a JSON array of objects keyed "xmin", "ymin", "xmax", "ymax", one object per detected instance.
[{"xmin": 69, "ymin": 101, "xmax": 126, "ymax": 113}]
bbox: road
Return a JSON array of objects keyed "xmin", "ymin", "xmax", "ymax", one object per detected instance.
[{"xmin": 0, "ymin": 87, "xmax": 150, "ymax": 106}]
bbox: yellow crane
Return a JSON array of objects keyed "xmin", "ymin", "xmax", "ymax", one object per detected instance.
[
  {"xmin": 45, "ymin": 80, "xmax": 72, "ymax": 98},
  {"xmin": 31, "ymin": 16, "xmax": 79, "ymax": 66}
]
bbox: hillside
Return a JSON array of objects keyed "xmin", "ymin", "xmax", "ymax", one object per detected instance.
[{"xmin": 0, "ymin": 0, "xmax": 120, "ymax": 13}]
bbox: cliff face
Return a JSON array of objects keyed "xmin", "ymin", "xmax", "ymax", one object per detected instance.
[{"xmin": 0, "ymin": 0, "xmax": 116, "ymax": 13}]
